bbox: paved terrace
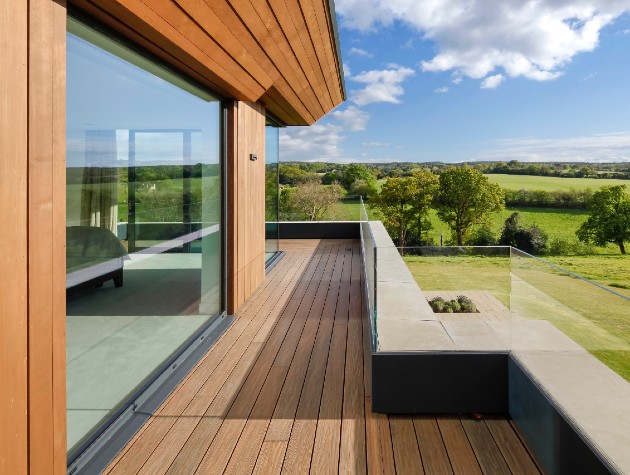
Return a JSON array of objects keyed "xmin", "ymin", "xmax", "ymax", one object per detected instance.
[{"xmin": 105, "ymin": 239, "xmax": 541, "ymax": 474}]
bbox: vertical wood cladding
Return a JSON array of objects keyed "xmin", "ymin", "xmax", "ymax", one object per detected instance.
[
  {"xmin": 227, "ymin": 102, "xmax": 266, "ymax": 314},
  {"xmin": 70, "ymin": 0, "xmax": 345, "ymax": 125},
  {"xmin": 0, "ymin": 1, "xmax": 67, "ymax": 473},
  {"xmin": 0, "ymin": 1, "xmax": 29, "ymax": 473}
]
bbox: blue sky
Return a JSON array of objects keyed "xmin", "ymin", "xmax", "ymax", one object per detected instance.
[{"xmin": 280, "ymin": 1, "xmax": 630, "ymax": 163}]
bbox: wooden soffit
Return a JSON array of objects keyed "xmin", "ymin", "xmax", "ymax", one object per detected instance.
[{"xmin": 70, "ymin": 0, "xmax": 346, "ymax": 125}]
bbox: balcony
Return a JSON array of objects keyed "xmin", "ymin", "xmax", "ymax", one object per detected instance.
[
  {"xmin": 104, "ymin": 239, "xmax": 540, "ymax": 474},
  {"xmin": 96, "ymin": 200, "xmax": 629, "ymax": 474},
  {"xmin": 361, "ymin": 201, "xmax": 630, "ymax": 474}
]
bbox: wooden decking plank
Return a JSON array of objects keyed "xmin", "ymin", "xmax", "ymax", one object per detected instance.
[
  {"xmin": 108, "ymin": 253, "xmax": 308, "ymax": 474},
  {"xmin": 461, "ymin": 416, "xmax": 511, "ymax": 475},
  {"xmin": 223, "ymin": 368, "xmax": 287, "ymax": 475},
  {"xmin": 339, "ymin": 244, "xmax": 367, "ymax": 474},
  {"xmin": 262, "ymin": 244, "xmax": 346, "ymax": 447},
  {"xmin": 307, "ymin": 243, "xmax": 354, "ymax": 474},
  {"xmin": 389, "ymin": 416, "xmax": 425, "ymax": 474},
  {"xmin": 105, "ymin": 239, "xmax": 539, "ymax": 475},
  {"xmin": 364, "ymin": 397, "xmax": 383, "ymax": 475},
  {"xmin": 139, "ymin": 342, "xmax": 263, "ymax": 474},
  {"xmin": 223, "ymin": 246, "xmax": 343, "ymax": 474},
  {"xmin": 252, "ymin": 441, "xmax": 287, "ymax": 475},
  {"xmin": 437, "ymin": 416, "xmax": 483, "ymax": 475},
  {"xmin": 192, "ymin": 245, "xmax": 334, "ymax": 473},
  {"xmin": 164, "ymin": 248, "xmax": 328, "ymax": 475},
  {"xmin": 280, "ymin": 244, "xmax": 349, "ymax": 474},
  {"xmin": 486, "ymin": 417, "xmax": 541, "ymax": 475},
  {"xmin": 413, "ymin": 416, "xmax": 454, "ymax": 475},
  {"xmin": 107, "ymin": 253, "xmax": 308, "ymax": 474}
]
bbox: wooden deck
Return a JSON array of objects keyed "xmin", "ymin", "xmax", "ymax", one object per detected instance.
[{"xmin": 105, "ymin": 239, "xmax": 541, "ymax": 474}]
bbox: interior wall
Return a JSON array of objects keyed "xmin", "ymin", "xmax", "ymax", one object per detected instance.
[
  {"xmin": 227, "ymin": 101, "xmax": 266, "ymax": 314},
  {"xmin": 0, "ymin": 1, "xmax": 67, "ymax": 473}
]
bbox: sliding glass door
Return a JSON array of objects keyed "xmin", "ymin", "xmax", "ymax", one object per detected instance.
[
  {"xmin": 66, "ymin": 18, "xmax": 223, "ymax": 458},
  {"xmin": 265, "ymin": 123, "xmax": 280, "ymax": 262}
]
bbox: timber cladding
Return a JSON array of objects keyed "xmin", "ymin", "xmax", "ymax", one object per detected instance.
[
  {"xmin": 227, "ymin": 102, "xmax": 267, "ymax": 314},
  {"xmin": 69, "ymin": 0, "xmax": 346, "ymax": 125},
  {"xmin": 1, "ymin": 1, "xmax": 67, "ymax": 474}
]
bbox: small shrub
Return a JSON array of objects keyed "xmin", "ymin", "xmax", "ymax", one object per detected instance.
[
  {"xmin": 428, "ymin": 295, "xmax": 477, "ymax": 313},
  {"xmin": 547, "ymin": 238, "xmax": 596, "ymax": 256},
  {"xmin": 499, "ymin": 212, "xmax": 548, "ymax": 254},
  {"xmin": 467, "ymin": 224, "xmax": 497, "ymax": 246},
  {"xmin": 457, "ymin": 295, "xmax": 477, "ymax": 312},
  {"xmin": 428, "ymin": 296, "xmax": 446, "ymax": 312}
]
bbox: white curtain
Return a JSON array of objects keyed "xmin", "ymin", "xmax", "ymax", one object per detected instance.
[{"xmin": 81, "ymin": 130, "xmax": 118, "ymax": 233}]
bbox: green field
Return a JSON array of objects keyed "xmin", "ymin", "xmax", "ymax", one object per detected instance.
[
  {"xmin": 486, "ymin": 174, "xmax": 629, "ymax": 191},
  {"xmin": 366, "ymin": 205, "xmax": 621, "ymax": 254},
  {"xmin": 374, "ymin": 174, "xmax": 629, "ymax": 193}
]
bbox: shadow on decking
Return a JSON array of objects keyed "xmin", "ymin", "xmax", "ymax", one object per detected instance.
[{"xmin": 106, "ymin": 239, "xmax": 542, "ymax": 475}]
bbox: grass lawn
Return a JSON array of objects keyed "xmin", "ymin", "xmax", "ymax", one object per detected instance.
[
  {"xmin": 486, "ymin": 174, "xmax": 629, "ymax": 192},
  {"xmin": 326, "ymin": 198, "xmax": 363, "ymax": 221},
  {"xmin": 511, "ymin": 255, "xmax": 630, "ymax": 381},
  {"xmin": 404, "ymin": 255, "xmax": 511, "ymax": 307},
  {"xmin": 405, "ymin": 252, "xmax": 630, "ymax": 381},
  {"xmin": 543, "ymin": 255, "xmax": 630, "ymax": 297}
]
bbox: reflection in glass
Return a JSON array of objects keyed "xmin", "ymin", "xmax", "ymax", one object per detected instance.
[
  {"xmin": 66, "ymin": 20, "xmax": 222, "ymax": 457},
  {"xmin": 265, "ymin": 124, "xmax": 280, "ymax": 262}
]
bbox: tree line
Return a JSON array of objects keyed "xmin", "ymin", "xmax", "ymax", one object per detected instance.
[
  {"xmin": 280, "ymin": 163, "xmax": 630, "ymax": 254},
  {"xmin": 278, "ymin": 160, "xmax": 630, "ymax": 185}
]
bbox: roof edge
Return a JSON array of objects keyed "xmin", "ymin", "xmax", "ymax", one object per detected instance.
[{"xmin": 326, "ymin": 0, "xmax": 347, "ymax": 101}]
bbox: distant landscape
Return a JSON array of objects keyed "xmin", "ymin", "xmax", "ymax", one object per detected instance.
[{"xmin": 277, "ymin": 160, "xmax": 630, "ymax": 296}]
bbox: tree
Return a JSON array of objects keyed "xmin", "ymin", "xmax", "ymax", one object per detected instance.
[
  {"xmin": 498, "ymin": 212, "xmax": 548, "ymax": 254},
  {"xmin": 436, "ymin": 167, "xmax": 504, "ymax": 246},
  {"xmin": 576, "ymin": 185, "xmax": 630, "ymax": 254},
  {"xmin": 340, "ymin": 164, "xmax": 376, "ymax": 192},
  {"xmin": 278, "ymin": 164, "xmax": 309, "ymax": 186},
  {"xmin": 408, "ymin": 170, "xmax": 439, "ymax": 245},
  {"xmin": 371, "ymin": 177, "xmax": 416, "ymax": 247},
  {"xmin": 371, "ymin": 170, "xmax": 439, "ymax": 247},
  {"xmin": 279, "ymin": 182, "xmax": 344, "ymax": 221},
  {"xmin": 350, "ymin": 179, "xmax": 377, "ymax": 199}
]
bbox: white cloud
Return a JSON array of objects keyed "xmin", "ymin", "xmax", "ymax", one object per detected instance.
[
  {"xmin": 434, "ymin": 86, "xmax": 449, "ymax": 93},
  {"xmin": 362, "ymin": 141, "xmax": 391, "ymax": 147},
  {"xmin": 330, "ymin": 105, "xmax": 370, "ymax": 131},
  {"xmin": 402, "ymin": 38, "xmax": 414, "ymax": 49},
  {"xmin": 349, "ymin": 47, "xmax": 373, "ymax": 58},
  {"xmin": 349, "ymin": 65, "xmax": 416, "ymax": 105},
  {"xmin": 336, "ymin": 0, "xmax": 630, "ymax": 88},
  {"xmin": 473, "ymin": 132, "xmax": 630, "ymax": 162},
  {"xmin": 335, "ymin": 0, "xmax": 395, "ymax": 31},
  {"xmin": 279, "ymin": 105, "xmax": 370, "ymax": 161},
  {"xmin": 343, "ymin": 62, "xmax": 352, "ymax": 79},
  {"xmin": 280, "ymin": 124, "xmax": 345, "ymax": 161},
  {"xmin": 480, "ymin": 74, "xmax": 505, "ymax": 89}
]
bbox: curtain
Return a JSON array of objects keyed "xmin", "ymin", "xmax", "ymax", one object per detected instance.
[{"xmin": 81, "ymin": 130, "xmax": 118, "ymax": 233}]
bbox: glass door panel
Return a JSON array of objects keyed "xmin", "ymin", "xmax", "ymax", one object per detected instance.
[{"xmin": 66, "ymin": 18, "xmax": 222, "ymax": 457}]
